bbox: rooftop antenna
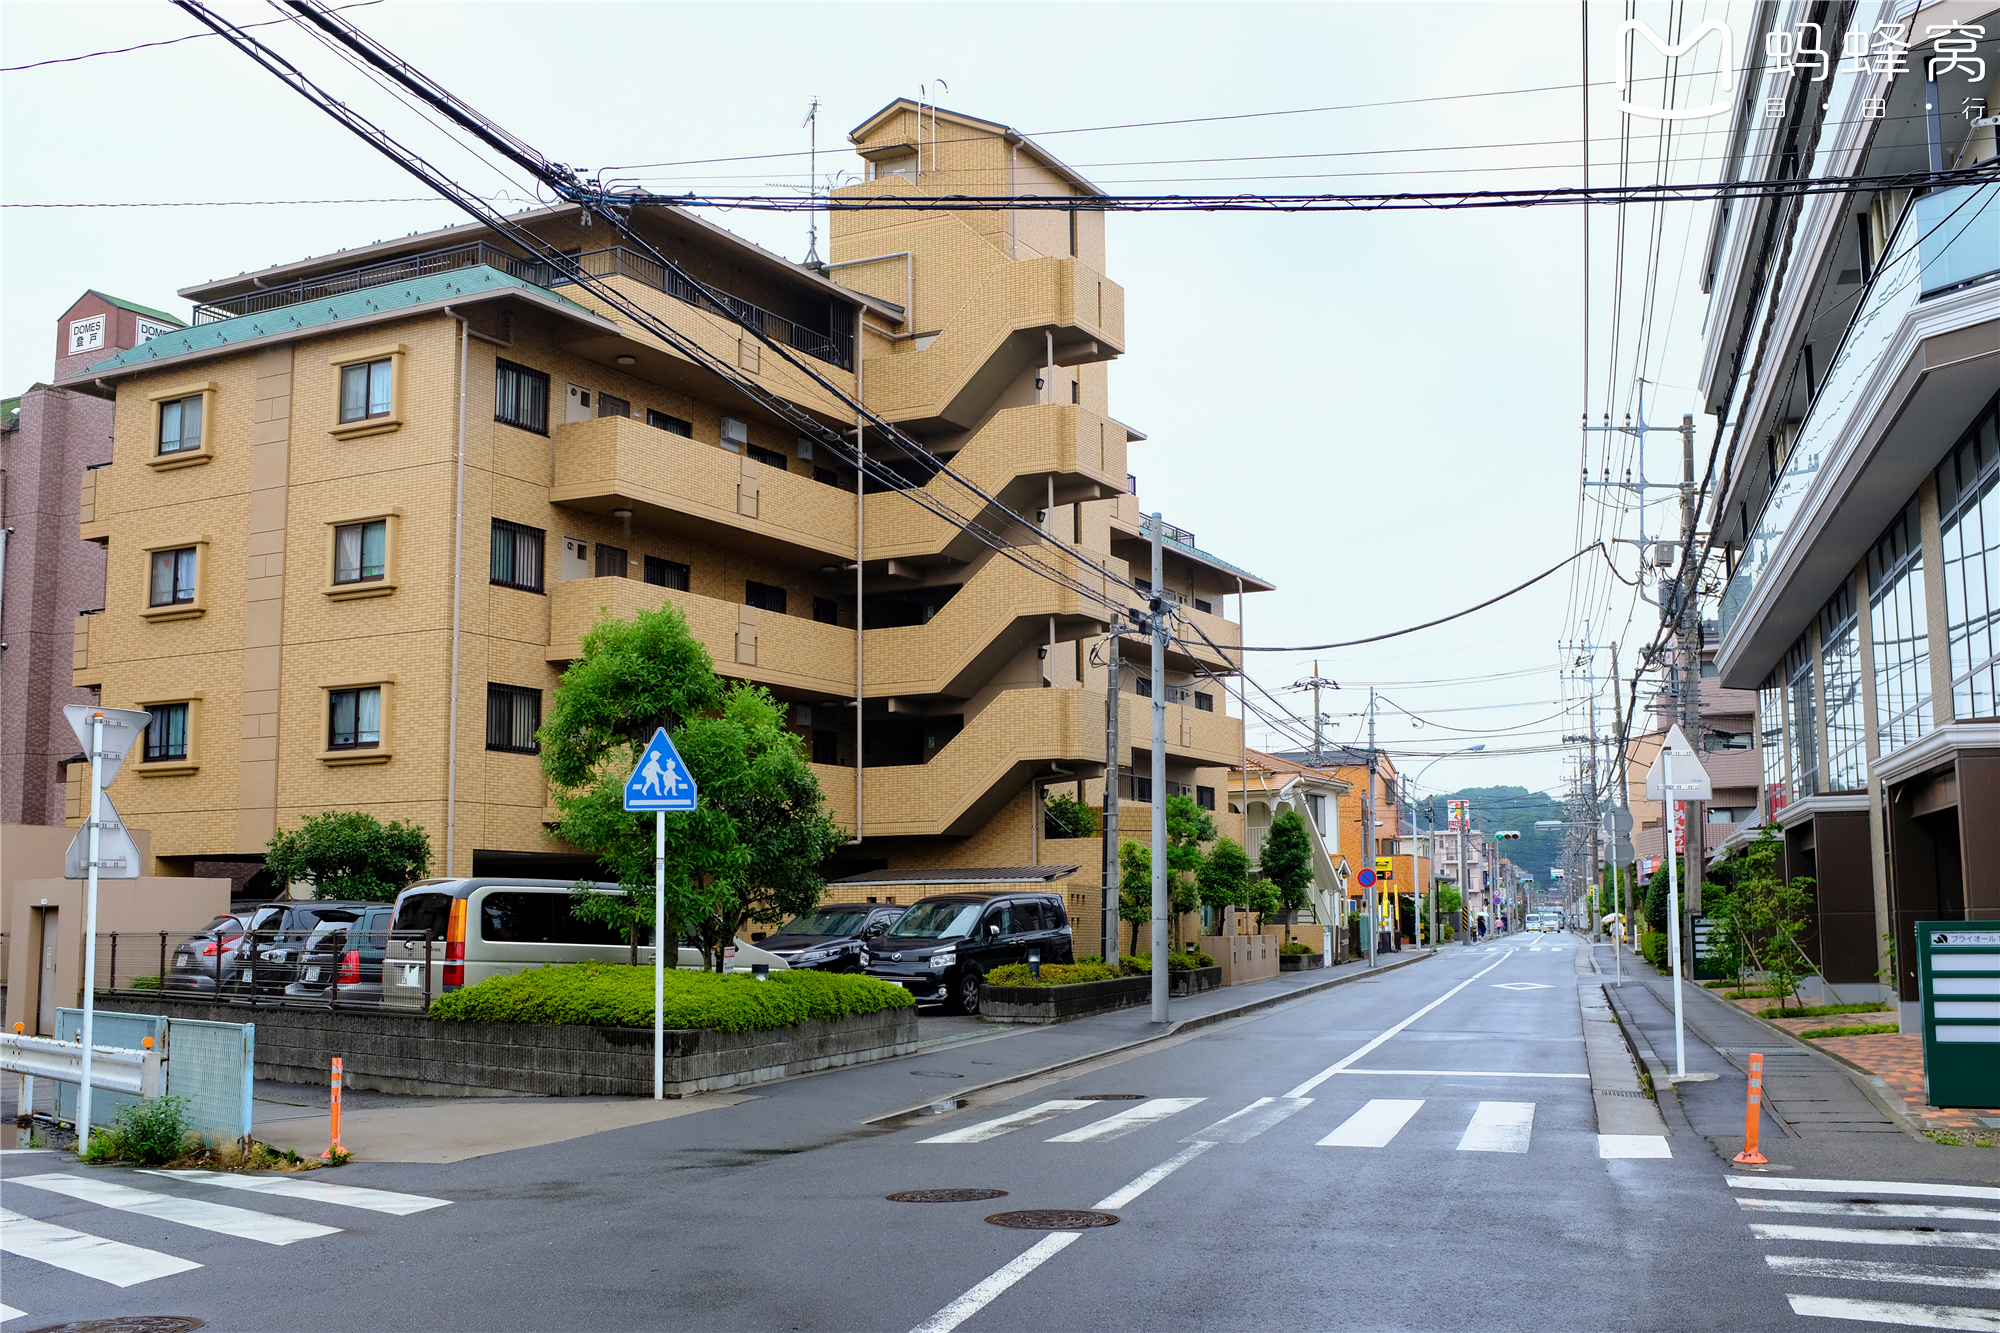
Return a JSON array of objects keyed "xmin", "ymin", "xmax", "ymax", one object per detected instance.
[
  {"xmin": 917, "ymin": 79, "xmax": 948, "ymax": 174},
  {"xmin": 802, "ymin": 96, "xmax": 822, "ymax": 267}
]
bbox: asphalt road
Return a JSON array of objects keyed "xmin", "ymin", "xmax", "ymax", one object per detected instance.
[{"xmin": 5, "ymin": 932, "xmax": 1997, "ymax": 1332}]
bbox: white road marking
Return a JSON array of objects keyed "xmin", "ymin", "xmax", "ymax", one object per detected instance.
[
  {"xmin": 1183, "ymin": 1097, "xmax": 1312, "ymax": 1144},
  {"xmin": 0, "ymin": 1304, "xmax": 25, "ymax": 1323},
  {"xmin": 1093, "ymin": 1141, "xmax": 1214, "ymax": 1209},
  {"xmin": 1784, "ymin": 1294, "xmax": 2000, "ymax": 1330},
  {"xmin": 920, "ymin": 1100, "xmax": 1094, "ymax": 1144},
  {"xmin": 1598, "ymin": 1134, "xmax": 1671, "ymax": 1158},
  {"xmin": 1751, "ymin": 1224, "xmax": 2000, "ymax": 1251},
  {"xmin": 1046, "ymin": 1098, "xmax": 1205, "ymax": 1143},
  {"xmin": 1457, "ymin": 1101, "xmax": 1535, "ymax": 1152},
  {"xmin": 1318, "ymin": 1099, "xmax": 1424, "ymax": 1147},
  {"xmin": 0, "ymin": 1207, "xmax": 201, "ymax": 1287},
  {"xmin": 144, "ymin": 1170, "xmax": 451, "ymax": 1216},
  {"xmin": 1743, "ymin": 1199, "xmax": 2000, "ymax": 1223},
  {"xmin": 1729, "ymin": 1175, "xmax": 2000, "ymax": 1203},
  {"xmin": 907, "ymin": 1232, "xmax": 1082, "ymax": 1333},
  {"xmin": 1330, "ymin": 1069, "xmax": 1589, "ymax": 1078},
  {"xmin": 1285, "ymin": 951, "xmax": 1517, "ymax": 1098},
  {"xmin": 10, "ymin": 1174, "xmax": 338, "ymax": 1245},
  {"xmin": 1765, "ymin": 1255, "xmax": 2000, "ymax": 1289}
]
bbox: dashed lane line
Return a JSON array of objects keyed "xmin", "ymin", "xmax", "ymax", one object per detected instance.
[{"xmin": 1284, "ymin": 951, "xmax": 1517, "ymax": 1098}]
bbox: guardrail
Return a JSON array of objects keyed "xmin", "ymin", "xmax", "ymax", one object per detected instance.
[{"xmin": 3, "ymin": 1031, "xmax": 163, "ymax": 1097}]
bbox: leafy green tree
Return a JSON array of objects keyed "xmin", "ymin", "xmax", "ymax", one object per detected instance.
[
  {"xmin": 1710, "ymin": 824, "xmax": 1814, "ymax": 1005},
  {"xmin": 1164, "ymin": 794, "xmax": 1216, "ymax": 948},
  {"xmin": 1260, "ymin": 808, "xmax": 1315, "ymax": 928},
  {"xmin": 265, "ymin": 811, "xmax": 431, "ymax": 902},
  {"xmin": 539, "ymin": 605, "xmax": 843, "ymax": 970},
  {"xmin": 1197, "ymin": 837, "xmax": 1250, "ymax": 918},
  {"xmin": 1043, "ymin": 792, "xmax": 1098, "ymax": 839},
  {"xmin": 1118, "ymin": 839, "xmax": 1152, "ymax": 957}
]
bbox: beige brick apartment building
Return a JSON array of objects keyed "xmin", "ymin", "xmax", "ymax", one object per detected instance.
[{"xmin": 54, "ymin": 99, "xmax": 1269, "ymax": 954}]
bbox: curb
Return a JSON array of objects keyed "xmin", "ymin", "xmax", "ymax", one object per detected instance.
[{"xmin": 863, "ymin": 949, "xmax": 1440, "ymax": 1124}]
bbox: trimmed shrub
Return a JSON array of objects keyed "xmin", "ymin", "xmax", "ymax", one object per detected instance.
[
  {"xmin": 1117, "ymin": 949, "xmax": 1214, "ymax": 974},
  {"xmin": 985, "ymin": 962, "xmax": 1123, "ymax": 987},
  {"xmin": 1279, "ymin": 940, "xmax": 1315, "ymax": 956},
  {"xmin": 428, "ymin": 962, "xmax": 912, "ymax": 1030},
  {"xmin": 1639, "ymin": 931, "xmax": 1669, "ymax": 970},
  {"xmin": 1801, "ymin": 1023, "xmax": 1899, "ymax": 1039}
]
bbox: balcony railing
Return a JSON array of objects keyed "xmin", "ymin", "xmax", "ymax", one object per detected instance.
[
  {"xmin": 192, "ymin": 240, "xmax": 854, "ymax": 370},
  {"xmin": 1140, "ymin": 513, "xmax": 1196, "ymax": 549}
]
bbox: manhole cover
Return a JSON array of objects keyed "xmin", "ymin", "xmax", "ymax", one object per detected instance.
[
  {"xmin": 888, "ymin": 1188, "xmax": 1009, "ymax": 1203},
  {"xmin": 910, "ymin": 1070, "xmax": 966, "ymax": 1078},
  {"xmin": 20, "ymin": 1312, "xmax": 206, "ymax": 1320},
  {"xmin": 1077, "ymin": 1094, "xmax": 1144, "ymax": 1101},
  {"xmin": 985, "ymin": 1209, "xmax": 1119, "ymax": 1230}
]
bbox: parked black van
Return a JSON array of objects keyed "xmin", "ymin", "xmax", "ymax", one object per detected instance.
[{"xmin": 862, "ymin": 890, "xmax": 1073, "ymax": 1014}]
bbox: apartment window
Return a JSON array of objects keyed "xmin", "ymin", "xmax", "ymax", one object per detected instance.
[
  {"xmin": 812, "ymin": 730, "xmax": 839, "ymax": 765},
  {"xmin": 644, "ymin": 556, "xmax": 690, "ymax": 591},
  {"xmin": 149, "ymin": 547, "xmax": 198, "ymax": 606},
  {"xmin": 647, "ymin": 410, "xmax": 692, "ymax": 437},
  {"xmin": 1819, "ymin": 580, "xmax": 1865, "ymax": 793},
  {"xmin": 1937, "ymin": 395, "xmax": 2000, "ymax": 718},
  {"xmin": 1133, "ymin": 675, "xmax": 1153, "ymax": 699},
  {"xmin": 597, "ymin": 393, "xmax": 630, "ymax": 419},
  {"xmin": 339, "ymin": 359, "xmax": 393, "ymax": 423},
  {"xmin": 145, "ymin": 703, "xmax": 189, "ymax": 762},
  {"xmin": 494, "ymin": 359, "xmax": 550, "ymax": 434},
  {"xmin": 1868, "ymin": 498, "xmax": 1929, "ymax": 755},
  {"xmin": 813, "ymin": 597, "xmax": 839, "ymax": 626},
  {"xmin": 1307, "ymin": 793, "xmax": 1326, "ymax": 833},
  {"xmin": 1193, "ymin": 691, "xmax": 1214, "ymax": 713},
  {"xmin": 814, "ymin": 466, "xmax": 841, "ymax": 488},
  {"xmin": 486, "ymin": 684, "xmax": 541, "ymax": 754},
  {"xmin": 1196, "ymin": 785, "xmax": 1215, "ymax": 812},
  {"xmin": 1784, "ymin": 636, "xmax": 1818, "ymax": 801},
  {"xmin": 1758, "ymin": 669, "xmax": 1788, "ymax": 814},
  {"xmin": 490, "ymin": 519, "xmax": 545, "ymax": 592},
  {"xmin": 1130, "ymin": 774, "xmax": 1153, "ymax": 803},
  {"xmin": 328, "ymin": 686, "xmax": 382, "ymax": 751},
  {"xmin": 1068, "ymin": 206, "xmax": 1078, "ymax": 257},
  {"xmin": 746, "ymin": 581, "xmax": 787, "ymax": 614},
  {"xmin": 747, "ymin": 443, "xmax": 788, "ymax": 469},
  {"xmin": 1707, "ymin": 807, "xmax": 1755, "ymax": 825},
  {"xmin": 1071, "ymin": 380, "xmax": 1080, "ymax": 405},
  {"xmin": 595, "ymin": 544, "xmax": 628, "ymax": 578},
  {"xmin": 157, "ymin": 395, "xmax": 204, "ymax": 455},
  {"xmin": 333, "ymin": 520, "xmax": 386, "ymax": 585},
  {"xmin": 1194, "ymin": 598, "xmax": 1212, "ymax": 614}
]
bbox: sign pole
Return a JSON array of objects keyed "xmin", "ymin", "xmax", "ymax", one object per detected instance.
[
  {"xmin": 78, "ymin": 713, "xmax": 105, "ymax": 1152},
  {"xmin": 1664, "ymin": 749, "xmax": 1685, "ymax": 1078},
  {"xmin": 654, "ymin": 809, "xmax": 665, "ymax": 1101}
]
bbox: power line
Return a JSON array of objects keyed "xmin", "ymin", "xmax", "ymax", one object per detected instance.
[{"xmin": 0, "ymin": 0, "xmax": 382, "ymax": 72}]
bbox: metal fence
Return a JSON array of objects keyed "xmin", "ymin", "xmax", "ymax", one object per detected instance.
[{"xmin": 93, "ymin": 928, "xmax": 435, "ymax": 1013}]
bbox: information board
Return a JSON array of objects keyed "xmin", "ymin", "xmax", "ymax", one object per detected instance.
[{"xmin": 1915, "ymin": 920, "xmax": 2000, "ymax": 1109}]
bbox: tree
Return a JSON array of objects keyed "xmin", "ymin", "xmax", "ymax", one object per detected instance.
[
  {"xmin": 538, "ymin": 604, "xmax": 843, "ymax": 969},
  {"xmin": 1164, "ymin": 794, "xmax": 1216, "ymax": 949},
  {"xmin": 265, "ymin": 810, "xmax": 431, "ymax": 902},
  {"xmin": 1197, "ymin": 837, "xmax": 1249, "ymax": 917},
  {"xmin": 1043, "ymin": 791, "xmax": 1098, "ymax": 840},
  {"xmin": 1708, "ymin": 824, "xmax": 1814, "ymax": 1005},
  {"xmin": 1260, "ymin": 808, "xmax": 1315, "ymax": 929},
  {"xmin": 1118, "ymin": 839, "xmax": 1151, "ymax": 957}
]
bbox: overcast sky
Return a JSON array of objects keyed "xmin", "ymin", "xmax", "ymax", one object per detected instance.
[{"xmin": 2, "ymin": 1, "xmax": 1753, "ymax": 832}]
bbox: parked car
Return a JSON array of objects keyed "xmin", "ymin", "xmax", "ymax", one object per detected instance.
[
  {"xmin": 284, "ymin": 904, "xmax": 394, "ymax": 1006},
  {"xmin": 755, "ymin": 903, "xmax": 904, "ymax": 972},
  {"xmin": 163, "ymin": 913, "xmax": 251, "ymax": 996},
  {"xmin": 862, "ymin": 890, "xmax": 1073, "ymax": 1015},
  {"xmin": 379, "ymin": 878, "xmax": 790, "ymax": 1010},
  {"xmin": 164, "ymin": 901, "xmax": 375, "ymax": 998}
]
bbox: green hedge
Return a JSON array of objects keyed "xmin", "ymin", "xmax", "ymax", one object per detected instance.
[
  {"xmin": 1639, "ymin": 931, "xmax": 1668, "ymax": 970},
  {"xmin": 1279, "ymin": 940, "xmax": 1315, "ymax": 956},
  {"xmin": 985, "ymin": 962, "xmax": 1123, "ymax": 987},
  {"xmin": 427, "ymin": 962, "xmax": 913, "ymax": 1031},
  {"xmin": 1119, "ymin": 950, "xmax": 1214, "ymax": 973}
]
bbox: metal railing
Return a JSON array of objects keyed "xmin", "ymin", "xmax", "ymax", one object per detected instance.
[
  {"xmin": 91, "ymin": 928, "xmax": 434, "ymax": 1013},
  {"xmin": 1140, "ymin": 513, "xmax": 1196, "ymax": 549},
  {"xmin": 192, "ymin": 240, "xmax": 855, "ymax": 370}
]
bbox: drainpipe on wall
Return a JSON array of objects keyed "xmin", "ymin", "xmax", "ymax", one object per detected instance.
[{"xmin": 444, "ymin": 312, "xmax": 469, "ymax": 876}]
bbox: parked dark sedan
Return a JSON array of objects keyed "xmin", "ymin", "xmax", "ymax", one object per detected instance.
[
  {"xmin": 862, "ymin": 891, "xmax": 1073, "ymax": 1014},
  {"xmin": 755, "ymin": 903, "xmax": 904, "ymax": 972},
  {"xmin": 284, "ymin": 904, "xmax": 394, "ymax": 1005},
  {"xmin": 165, "ymin": 901, "xmax": 378, "ymax": 999},
  {"xmin": 162, "ymin": 913, "xmax": 252, "ymax": 996}
]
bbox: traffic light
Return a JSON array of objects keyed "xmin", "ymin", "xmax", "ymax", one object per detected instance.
[{"xmin": 1498, "ymin": 830, "xmax": 1522, "ymax": 841}]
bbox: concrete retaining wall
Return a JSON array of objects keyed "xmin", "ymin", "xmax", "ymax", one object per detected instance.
[
  {"xmin": 983, "ymin": 975, "xmax": 1150, "ymax": 1024},
  {"xmin": 95, "ymin": 994, "xmax": 918, "ymax": 1098}
]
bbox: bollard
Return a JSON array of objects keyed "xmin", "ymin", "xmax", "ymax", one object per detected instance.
[
  {"xmin": 323, "ymin": 1056, "xmax": 344, "ymax": 1161},
  {"xmin": 13, "ymin": 1022, "xmax": 30, "ymax": 1126},
  {"xmin": 1733, "ymin": 1052, "xmax": 1767, "ymax": 1165}
]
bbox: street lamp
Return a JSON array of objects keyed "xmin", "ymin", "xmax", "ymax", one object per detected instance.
[{"xmin": 1410, "ymin": 744, "xmax": 1484, "ymax": 948}]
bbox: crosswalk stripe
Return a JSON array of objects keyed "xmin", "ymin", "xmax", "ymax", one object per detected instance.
[
  {"xmin": 0, "ymin": 1303, "xmax": 26, "ymax": 1322},
  {"xmin": 1317, "ymin": 1099, "xmax": 1424, "ymax": 1148},
  {"xmin": 1730, "ymin": 1175, "xmax": 2000, "ymax": 1203},
  {"xmin": 0, "ymin": 1206, "xmax": 201, "ymax": 1287},
  {"xmin": 143, "ymin": 1170, "xmax": 450, "ymax": 1216},
  {"xmin": 1784, "ymin": 1293, "xmax": 2000, "ymax": 1330},
  {"xmin": 1751, "ymin": 1224, "xmax": 2000, "ymax": 1251},
  {"xmin": 1765, "ymin": 1256, "xmax": 2000, "ymax": 1290},
  {"xmin": 1046, "ymin": 1098, "xmax": 1205, "ymax": 1143},
  {"xmin": 920, "ymin": 1100, "xmax": 1093, "ymax": 1145},
  {"xmin": 1743, "ymin": 1199, "xmax": 2000, "ymax": 1223},
  {"xmin": 10, "ymin": 1174, "xmax": 339, "ymax": 1245},
  {"xmin": 1598, "ymin": 1134, "xmax": 1671, "ymax": 1159},
  {"xmin": 1184, "ymin": 1097, "xmax": 1313, "ymax": 1144},
  {"xmin": 1457, "ymin": 1101, "xmax": 1535, "ymax": 1152}
]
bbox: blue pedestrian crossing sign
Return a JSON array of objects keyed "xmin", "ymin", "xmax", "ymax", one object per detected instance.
[{"xmin": 624, "ymin": 728, "xmax": 698, "ymax": 812}]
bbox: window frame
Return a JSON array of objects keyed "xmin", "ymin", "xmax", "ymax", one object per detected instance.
[
  {"xmin": 646, "ymin": 409, "xmax": 693, "ymax": 437},
  {"xmin": 485, "ymin": 683, "xmax": 543, "ymax": 755},
  {"xmin": 139, "ymin": 538, "xmax": 208, "ymax": 622},
  {"xmin": 337, "ymin": 358, "xmax": 394, "ymax": 425},
  {"xmin": 494, "ymin": 358, "xmax": 551, "ymax": 435},
  {"xmin": 324, "ymin": 510, "xmax": 400, "ymax": 601},
  {"xmin": 145, "ymin": 381, "xmax": 218, "ymax": 470},
  {"xmin": 328, "ymin": 344, "xmax": 405, "ymax": 440},
  {"xmin": 644, "ymin": 556, "xmax": 690, "ymax": 591},
  {"xmin": 490, "ymin": 518, "xmax": 546, "ymax": 594},
  {"xmin": 135, "ymin": 696, "xmax": 201, "ymax": 776},
  {"xmin": 320, "ymin": 679, "xmax": 393, "ymax": 766},
  {"xmin": 745, "ymin": 580, "xmax": 787, "ymax": 614}
]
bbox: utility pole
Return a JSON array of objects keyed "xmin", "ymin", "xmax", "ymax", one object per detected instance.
[
  {"xmin": 1612, "ymin": 644, "xmax": 1627, "ymax": 984},
  {"xmin": 1103, "ymin": 621, "xmax": 1124, "ymax": 965},
  {"xmin": 1149, "ymin": 514, "xmax": 1169, "ymax": 1022},
  {"xmin": 1364, "ymin": 687, "xmax": 1378, "ymax": 966},
  {"xmin": 1678, "ymin": 412, "xmax": 1705, "ymax": 914}
]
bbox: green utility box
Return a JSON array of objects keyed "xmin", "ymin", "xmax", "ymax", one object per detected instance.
[{"xmin": 1915, "ymin": 920, "xmax": 2000, "ymax": 1110}]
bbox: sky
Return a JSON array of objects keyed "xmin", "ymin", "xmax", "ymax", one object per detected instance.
[{"xmin": 1, "ymin": 0, "xmax": 1756, "ymax": 849}]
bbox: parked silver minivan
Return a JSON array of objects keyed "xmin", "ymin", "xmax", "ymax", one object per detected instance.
[{"xmin": 379, "ymin": 878, "xmax": 788, "ymax": 1010}]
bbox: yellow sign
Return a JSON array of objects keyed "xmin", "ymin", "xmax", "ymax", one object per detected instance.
[{"xmin": 1375, "ymin": 856, "xmax": 1393, "ymax": 880}]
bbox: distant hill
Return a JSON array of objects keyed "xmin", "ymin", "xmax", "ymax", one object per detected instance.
[{"xmin": 1412, "ymin": 785, "xmax": 1567, "ymax": 893}]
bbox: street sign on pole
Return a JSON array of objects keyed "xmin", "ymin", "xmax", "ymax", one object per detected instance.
[
  {"xmin": 1644, "ymin": 729, "xmax": 1708, "ymax": 1081},
  {"xmin": 64, "ymin": 790, "xmax": 139, "ymax": 880},
  {"xmin": 62, "ymin": 705, "xmax": 151, "ymax": 787},
  {"xmin": 625, "ymin": 728, "xmax": 699, "ymax": 1100}
]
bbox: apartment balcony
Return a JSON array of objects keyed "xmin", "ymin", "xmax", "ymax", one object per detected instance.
[
  {"xmin": 813, "ymin": 686, "xmax": 1105, "ymax": 838},
  {"xmin": 546, "ymin": 576, "xmax": 853, "ymax": 696},
  {"xmin": 1118, "ymin": 690, "xmax": 1243, "ymax": 770},
  {"xmin": 79, "ymin": 463, "xmax": 110, "ymax": 544},
  {"xmin": 862, "ymin": 255, "xmax": 1125, "ymax": 431},
  {"xmin": 864, "ymin": 402, "xmax": 1130, "ymax": 563},
  {"xmin": 552, "ymin": 414, "xmax": 857, "ymax": 564},
  {"xmin": 1717, "ymin": 180, "xmax": 2000, "ymax": 687},
  {"xmin": 72, "ymin": 611, "xmax": 100, "ymax": 688}
]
